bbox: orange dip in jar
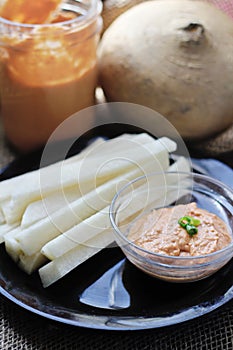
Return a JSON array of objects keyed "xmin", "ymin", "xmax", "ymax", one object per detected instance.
[{"xmin": 0, "ymin": 0, "xmax": 102, "ymax": 151}]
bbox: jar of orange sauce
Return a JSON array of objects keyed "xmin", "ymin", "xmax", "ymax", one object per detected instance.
[{"xmin": 0, "ymin": 0, "xmax": 102, "ymax": 151}]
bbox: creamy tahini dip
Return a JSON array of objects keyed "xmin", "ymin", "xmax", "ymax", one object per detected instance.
[{"xmin": 128, "ymin": 202, "xmax": 231, "ymax": 256}]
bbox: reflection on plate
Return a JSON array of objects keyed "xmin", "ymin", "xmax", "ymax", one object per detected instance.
[{"xmin": 0, "ymin": 131, "xmax": 233, "ymax": 330}]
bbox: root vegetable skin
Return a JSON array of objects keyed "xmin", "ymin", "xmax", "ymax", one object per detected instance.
[
  {"xmin": 99, "ymin": 0, "xmax": 233, "ymax": 140},
  {"xmin": 102, "ymin": 0, "xmax": 147, "ymax": 32}
]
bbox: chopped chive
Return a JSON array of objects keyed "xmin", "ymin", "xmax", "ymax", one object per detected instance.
[
  {"xmin": 186, "ymin": 224, "xmax": 198, "ymax": 237},
  {"xmin": 178, "ymin": 216, "xmax": 191, "ymax": 228},
  {"xmin": 188, "ymin": 217, "xmax": 201, "ymax": 227},
  {"xmin": 178, "ymin": 215, "xmax": 200, "ymax": 236}
]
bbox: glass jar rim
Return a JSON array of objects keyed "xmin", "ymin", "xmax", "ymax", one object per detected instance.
[{"xmin": 0, "ymin": 0, "xmax": 102, "ymax": 30}]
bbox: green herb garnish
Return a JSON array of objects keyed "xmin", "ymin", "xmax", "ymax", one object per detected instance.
[
  {"xmin": 186, "ymin": 224, "xmax": 198, "ymax": 236},
  {"xmin": 178, "ymin": 216, "xmax": 191, "ymax": 228},
  {"xmin": 178, "ymin": 216, "xmax": 200, "ymax": 236}
]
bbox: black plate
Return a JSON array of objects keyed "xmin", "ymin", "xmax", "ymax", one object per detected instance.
[{"xmin": 0, "ymin": 131, "xmax": 233, "ymax": 331}]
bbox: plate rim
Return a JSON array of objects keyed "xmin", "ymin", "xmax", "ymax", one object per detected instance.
[{"xmin": 1, "ymin": 282, "xmax": 233, "ymax": 330}]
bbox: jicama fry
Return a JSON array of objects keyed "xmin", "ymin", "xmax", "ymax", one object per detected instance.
[
  {"xmin": 3, "ymin": 226, "xmax": 21, "ymax": 239},
  {"xmin": 3, "ymin": 134, "xmax": 173, "ymax": 224},
  {"xmin": 168, "ymin": 156, "xmax": 191, "ymax": 172},
  {"xmin": 0, "ymin": 137, "xmax": 104, "ymax": 222},
  {"xmin": 15, "ymin": 141, "xmax": 172, "ymax": 257},
  {"xmin": 0, "ymin": 133, "xmax": 152, "ymax": 202},
  {"xmin": 0, "ymin": 138, "xmax": 106, "ymax": 222},
  {"xmin": 4, "ymin": 227, "xmax": 46, "ymax": 270},
  {"xmin": 41, "ymin": 157, "xmax": 190, "ymax": 260},
  {"xmin": 0, "ymin": 222, "xmax": 19, "ymax": 244},
  {"xmin": 18, "ymin": 252, "xmax": 48, "ymax": 275},
  {"xmin": 0, "ymin": 137, "xmax": 105, "ymax": 202},
  {"xmin": 59, "ymin": 137, "xmax": 105, "ymax": 165},
  {"xmin": 41, "ymin": 206, "xmax": 113, "ymax": 260},
  {"xmin": 5, "ymin": 237, "xmax": 21, "ymax": 263},
  {"xmin": 0, "ymin": 208, "xmax": 5, "ymax": 225},
  {"xmin": 3, "ymin": 227, "xmax": 22, "ymax": 262},
  {"xmin": 21, "ymin": 186, "xmax": 80, "ymax": 228},
  {"xmin": 39, "ymin": 229, "xmax": 115, "ymax": 288}
]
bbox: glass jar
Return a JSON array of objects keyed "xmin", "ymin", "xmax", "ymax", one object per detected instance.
[{"xmin": 0, "ymin": 0, "xmax": 102, "ymax": 151}]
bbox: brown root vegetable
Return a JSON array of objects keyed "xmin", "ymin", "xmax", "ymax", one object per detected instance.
[{"xmin": 98, "ymin": 0, "xmax": 233, "ymax": 140}]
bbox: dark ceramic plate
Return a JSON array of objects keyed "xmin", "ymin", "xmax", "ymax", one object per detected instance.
[{"xmin": 0, "ymin": 130, "xmax": 233, "ymax": 331}]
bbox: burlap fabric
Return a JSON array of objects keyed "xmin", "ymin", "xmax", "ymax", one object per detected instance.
[{"xmin": 0, "ymin": 297, "xmax": 233, "ymax": 350}]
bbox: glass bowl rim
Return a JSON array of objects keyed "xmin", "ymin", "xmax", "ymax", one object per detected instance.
[{"xmin": 109, "ymin": 171, "xmax": 233, "ymax": 263}]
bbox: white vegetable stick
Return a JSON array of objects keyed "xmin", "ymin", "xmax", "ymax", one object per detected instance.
[
  {"xmin": 18, "ymin": 252, "xmax": 48, "ymax": 275},
  {"xmin": 5, "ymin": 237, "xmax": 21, "ymax": 263},
  {"xmin": 3, "ymin": 226, "xmax": 21, "ymax": 240},
  {"xmin": 0, "ymin": 137, "xmax": 105, "ymax": 202},
  {"xmin": 168, "ymin": 156, "xmax": 191, "ymax": 173},
  {"xmin": 0, "ymin": 133, "xmax": 151, "ymax": 203},
  {"xmin": 41, "ymin": 207, "xmax": 113, "ymax": 260},
  {"xmin": 39, "ymin": 229, "xmax": 115, "ymax": 288},
  {"xmin": 21, "ymin": 186, "xmax": 80, "ymax": 228},
  {"xmin": 0, "ymin": 223, "xmax": 18, "ymax": 244},
  {"xmin": 4, "ymin": 227, "xmax": 47, "ymax": 273},
  {"xmin": 4, "ymin": 227, "xmax": 22, "ymax": 262},
  {"xmin": 0, "ymin": 208, "xmax": 5, "ymax": 224},
  {"xmin": 0, "ymin": 199, "xmax": 10, "ymax": 224},
  {"xmin": 3, "ymin": 134, "xmax": 171, "ymax": 224},
  {"xmin": 15, "ymin": 141, "xmax": 171, "ymax": 257},
  {"xmin": 0, "ymin": 200, "xmax": 10, "ymax": 225},
  {"xmin": 57, "ymin": 137, "xmax": 105, "ymax": 165},
  {"xmin": 1, "ymin": 144, "xmax": 105, "ymax": 224}
]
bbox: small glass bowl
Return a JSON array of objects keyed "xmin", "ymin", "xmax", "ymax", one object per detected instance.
[{"xmin": 110, "ymin": 172, "xmax": 233, "ymax": 283}]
